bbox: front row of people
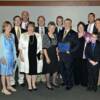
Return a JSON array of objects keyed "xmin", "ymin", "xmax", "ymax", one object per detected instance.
[{"xmin": 0, "ymin": 19, "xmax": 100, "ymax": 95}]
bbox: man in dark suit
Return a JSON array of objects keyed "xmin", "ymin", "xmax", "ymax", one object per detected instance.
[
  {"xmin": 35, "ymin": 16, "xmax": 48, "ymax": 83},
  {"xmin": 11, "ymin": 16, "xmax": 26, "ymax": 87},
  {"xmin": 58, "ymin": 18, "xmax": 79, "ymax": 90},
  {"xmin": 55, "ymin": 16, "xmax": 64, "ymax": 39},
  {"xmin": 85, "ymin": 33, "xmax": 100, "ymax": 92},
  {"xmin": 86, "ymin": 13, "xmax": 97, "ymax": 34},
  {"xmin": 35, "ymin": 16, "xmax": 48, "ymax": 37}
]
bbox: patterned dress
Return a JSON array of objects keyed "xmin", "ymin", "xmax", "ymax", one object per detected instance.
[{"xmin": 0, "ymin": 33, "xmax": 16, "ymax": 76}]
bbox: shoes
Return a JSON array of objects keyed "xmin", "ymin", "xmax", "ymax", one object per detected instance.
[
  {"xmin": 7, "ymin": 87, "xmax": 16, "ymax": 92},
  {"xmin": 19, "ymin": 83, "xmax": 25, "ymax": 87},
  {"xmin": 46, "ymin": 86, "xmax": 54, "ymax": 91},
  {"xmin": 1, "ymin": 89, "xmax": 12, "ymax": 95},
  {"xmin": 33, "ymin": 88, "xmax": 38, "ymax": 91},
  {"xmin": 51, "ymin": 83, "xmax": 59, "ymax": 88},
  {"xmin": 65, "ymin": 86, "xmax": 73, "ymax": 90},
  {"xmin": 28, "ymin": 89, "xmax": 33, "ymax": 92}
]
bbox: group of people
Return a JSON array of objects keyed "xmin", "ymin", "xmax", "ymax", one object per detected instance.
[{"xmin": 0, "ymin": 11, "xmax": 100, "ymax": 95}]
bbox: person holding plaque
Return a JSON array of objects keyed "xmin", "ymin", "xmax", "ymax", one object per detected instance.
[{"xmin": 58, "ymin": 18, "xmax": 79, "ymax": 90}]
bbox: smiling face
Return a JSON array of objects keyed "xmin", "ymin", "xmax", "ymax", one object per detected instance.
[
  {"xmin": 95, "ymin": 20, "xmax": 100, "ymax": 31},
  {"xmin": 88, "ymin": 14, "xmax": 95, "ymax": 24},
  {"xmin": 78, "ymin": 24, "xmax": 85, "ymax": 33},
  {"xmin": 14, "ymin": 17, "xmax": 21, "ymax": 26},
  {"xmin": 48, "ymin": 24, "xmax": 56, "ymax": 34},
  {"xmin": 64, "ymin": 20, "xmax": 72, "ymax": 30},
  {"xmin": 38, "ymin": 17, "xmax": 45, "ymax": 27},
  {"xmin": 27, "ymin": 24, "xmax": 35, "ymax": 33},
  {"xmin": 5, "ymin": 24, "xmax": 12, "ymax": 33},
  {"xmin": 21, "ymin": 11, "xmax": 29, "ymax": 22},
  {"xmin": 56, "ymin": 18, "xmax": 63, "ymax": 26}
]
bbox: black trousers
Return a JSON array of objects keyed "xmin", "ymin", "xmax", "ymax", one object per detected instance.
[
  {"xmin": 73, "ymin": 58, "xmax": 82, "ymax": 85},
  {"xmin": 87, "ymin": 62, "xmax": 99, "ymax": 89},
  {"xmin": 60, "ymin": 59, "xmax": 73, "ymax": 88},
  {"xmin": 81, "ymin": 59, "xmax": 88, "ymax": 86}
]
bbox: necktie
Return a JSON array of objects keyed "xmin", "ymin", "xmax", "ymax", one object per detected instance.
[
  {"xmin": 63, "ymin": 31, "xmax": 68, "ymax": 39},
  {"xmin": 41, "ymin": 27, "xmax": 44, "ymax": 34},
  {"xmin": 17, "ymin": 27, "xmax": 20, "ymax": 39}
]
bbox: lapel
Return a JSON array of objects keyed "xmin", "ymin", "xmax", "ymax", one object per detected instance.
[{"xmin": 62, "ymin": 29, "xmax": 71, "ymax": 41}]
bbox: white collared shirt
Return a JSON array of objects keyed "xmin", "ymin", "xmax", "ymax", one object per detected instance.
[
  {"xmin": 57, "ymin": 26, "xmax": 63, "ymax": 32},
  {"xmin": 87, "ymin": 23, "xmax": 95, "ymax": 34},
  {"xmin": 39, "ymin": 26, "xmax": 45, "ymax": 38},
  {"xmin": 21, "ymin": 21, "xmax": 28, "ymax": 30}
]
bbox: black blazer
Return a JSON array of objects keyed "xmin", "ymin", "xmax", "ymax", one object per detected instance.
[
  {"xmin": 11, "ymin": 27, "xmax": 26, "ymax": 56},
  {"xmin": 58, "ymin": 28, "xmax": 79, "ymax": 53},
  {"xmin": 85, "ymin": 41, "xmax": 100, "ymax": 62},
  {"xmin": 35, "ymin": 27, "xmax": 48, "ymax": 34},
  {"xmin": 85, "ymin": 24, "xmax": 97, "ymax": 33},
  {"xmin": 74, "ymin": 36, "xmax": 85, "ymax": 58},
  {"xmin": 58, "ymin": 29, "xmax": 79, "ymax": 61},
  {"xmin": 55, "ymin": 27, "xmax": 63, "ymax": 39}
]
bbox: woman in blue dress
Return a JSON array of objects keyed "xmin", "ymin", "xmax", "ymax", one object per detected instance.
[{"xmin": 0, "ymin": 21, "xmax": 17, "ymax": 95}]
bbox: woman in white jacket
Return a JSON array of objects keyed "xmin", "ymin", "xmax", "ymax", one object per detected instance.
[{"xmin": 19, "ymin": 21, "xmax": 43, "ymax": 91}]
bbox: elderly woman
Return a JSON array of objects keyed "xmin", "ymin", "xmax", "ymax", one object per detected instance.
[
  {"xmin": 43, "ymin": 22, "xmax": 59, "ymax": 90},
  {"xmin": 19, "ymin": 21, "xmax": 43, "ymax": 91},
  {"xmin": 0, "ymin": 21, "xmax": 16, "ymax": 95}
]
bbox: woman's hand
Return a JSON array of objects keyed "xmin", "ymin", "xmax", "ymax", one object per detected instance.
[
  {"xmin": 46, "ymin": 57, "xmax": 51, "ymax": 64},
  {"xmin": 57, "ymin": 55, "xmax": 60, "ymax": 61},
  {"xmin": 20, "ymin": 54, "xmax": 24, "ymax": 62},
  {"xmin": 89, "ymin": 60, "xmax": 98, "ymax": 66},
  {"xmin": 1, "ymin": 57, "xmax": 7, "ymax": 65}
]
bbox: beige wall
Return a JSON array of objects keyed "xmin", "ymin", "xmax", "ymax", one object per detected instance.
[{"xmin": 0, "ymin": 6, "xmax": 100, "ymax": 32}]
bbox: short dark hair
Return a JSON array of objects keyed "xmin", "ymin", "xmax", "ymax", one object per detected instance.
[
  {"xmin": 37, "ymin": 16, "xmax": 45, "ymax": 22},
  {"xmin": 13, "ymin": 15, "xmax": 21, "ymax": 21},
  {"xmin": 88, "ymin": 13, "xmax": 95, "ymax": 18},
  {"xmin": 77, "ymin": 21, "xmax": 86, "ymax": 32},
  {"xmin": 56, "ymin": 16, "xmax": 63, "ymax": 20},
  {"xmin": 64, "ymin": 18, "xmax": 72, "ymax": 23},
  {"xmin": 48, "ymin": 21, "xmax": 56, "ymax": 27},
  {"xmin": 95, "ymin": 18, "xmax": 100, "ymax": 22},
  {"xmin": 26, "ymin": 21, "xmax": 35, "ymax": 31},
  {"xmin": 2, "ymin": 21, "xmax": 12, "ymax": 33}
]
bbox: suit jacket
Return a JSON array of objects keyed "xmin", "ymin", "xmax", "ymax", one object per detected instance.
[
  {"xmin": 85, "ymin": 24, "xmax": 97, "ymax": 33},
  {"xmin": 74, "ymin": 36, "xmax": 85, "ymax": 58},
  {"xmin": 35, "ymin": 27, "xmax": 48, "ymax": 34},
  {"xmin": 55, "ymin": 27, "xmax": 63, "ymax": 40},
  {"xmin": 85, "ymin": 41, "xmax": 100, "ymax": 62},
  {"xmin": 11, "ymin": 27, "xmax": 26, "ymax": 57},
  {"xmin": 58, "ymin": 28, "xmax": 79, "ymax": 61}
]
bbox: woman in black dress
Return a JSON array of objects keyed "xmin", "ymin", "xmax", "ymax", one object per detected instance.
[
  {"xmin": 73, "ymin": 22, "xmax": 91, "ymax": 86},
  {"xmin": 19, "ymin": 22, "xmax": 42, "ymax": 91},
  {"xmin": 43, "ymin": 22, "xmax": 59, "ymax": 90}
]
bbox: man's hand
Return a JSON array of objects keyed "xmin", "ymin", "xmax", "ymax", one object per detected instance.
[{"xmin": 89, "ymin": 60, "xmax": 98, "ymax": 66}]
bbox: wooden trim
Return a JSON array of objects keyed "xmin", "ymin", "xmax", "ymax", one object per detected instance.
[{"xmin": 0, "ymin": 1, "xmax": 100, "ymax": 6}]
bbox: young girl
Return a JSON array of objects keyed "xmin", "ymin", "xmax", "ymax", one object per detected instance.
[{"xmin": 0, "ymin": 21, "xmax": 17, "ymax": 95}]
